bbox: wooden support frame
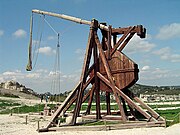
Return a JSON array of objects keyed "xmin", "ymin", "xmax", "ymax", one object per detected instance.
[{"xmin": 36, "ymin": 17, "xmax": 164, "ymax": 132}]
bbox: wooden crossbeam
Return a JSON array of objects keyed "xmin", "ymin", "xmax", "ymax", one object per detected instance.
[
  {"xmin": 110, "ymin": 26, "xmax": 135, "ymax": 56},
  {"xmin": 63, "ymin": 76, "xmax": 94, "ymax": 113},
  {"xmin": 45, "ymin": 81, "xmax": 81, "ymax": 129},
  {"xmin": 85, "ymin": 85, "xmax": 95, "ymax": 114},
  {"xmin": 96, "ymin": 72, "xmax": 155, "ymax": 121},
  {"xmin": 94, "ymin": 30, "xmax": 127, "ymax": 121},
  {"xmin": 126, "ymin": 90, "xmax": 164, "ymax": 121},
  {"xmin": 71, "ymin": 19, "xmax": 98, "ymax": 125}
]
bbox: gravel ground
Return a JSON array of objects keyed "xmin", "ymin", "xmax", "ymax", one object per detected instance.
[{"xmin": 0, "ymin": 114, "xmax": 180, "ymax": 135}]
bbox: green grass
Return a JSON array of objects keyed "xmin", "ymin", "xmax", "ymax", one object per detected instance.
[
  {"xmin": 0, "ymin": 99, "xmax": 21, "ymax": 109},
  {"xmin": 0, "ymin": 98, "xmax": 180, "ymax": 127},
  {"xmin": 0, "ymin": 103, "xmax": 56, "ymax": 114},
  {"xmin": 156, "ymin": 108, "xmax": 180, "ymax": 120},
  {"xmin": 148, "ymin": 104, "xmax": 180, "ymax": 109},
  {"xmin": 155, "ymin": 109, "xmax": 180, "ymax": 126}
]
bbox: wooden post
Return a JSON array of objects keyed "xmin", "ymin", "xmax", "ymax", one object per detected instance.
[
  {"xmin": 10, "ymin": 109, "xmax": 12, "ymax": 116},
  {"xmin": 104, "ymin": 119, "xmax": 107, "ymax": 131},
  {"xmin": 86, "ymin": 85, "xmax": 95, "ymax": 115},
  {"xmin": 94, "ymin": 31, "xmax": 127, "ymax": 121},
  {"xmin": 107, "ymin": 25, "xmax": 112, "ymax": 59},
  {"xmin": 71, "ymin": 19, "xmax": 95, "ymax": 125},
  {"xmin": 97, "ymin": 72, "xmax": 154, "ymax": 121},
  {"xmin": 37, "ymin": 120, "xmax": 40, "ymax": 131},
  {"xmin": 25, "ymin": 115, "xmax": 28, "ymax": 125},
  {"xmin": 110, "ymin": 26, "xmax": 134, "ymax": 56},
  {"xmin": 106, "ymin": 92, "xmax": 111, "ymax": 115},
  {"xmin": 93, "ymin": 19, "xmax": 101, "ymax": 119}
]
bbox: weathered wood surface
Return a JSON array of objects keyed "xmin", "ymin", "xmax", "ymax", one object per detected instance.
[
  {"xmin": 32, "ymin": 9, "xmax": 108, "ymax": 31},
  {"xmin": 29, "ymin": 11, "xmax": 164, "ymax": 130},
  {"xmin": 46, "ymin": 121, "xmax": 165, "ymax": 132},
  {"xmin": 99, "ymin": 51, "xmax": 138, "ymax": 91}
]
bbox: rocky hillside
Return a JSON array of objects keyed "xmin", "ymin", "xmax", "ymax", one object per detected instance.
[
  {"xmin": 0, "ymin": 80, "xmax": 38, "ymax": 99},
  {"xmin": 129, "ymin": 84, "xmax": 180, "ymax": 96}
]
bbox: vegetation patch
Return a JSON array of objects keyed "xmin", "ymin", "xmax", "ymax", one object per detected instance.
[
  {"xmin": 0, "ymin": 93, "xmax": 19, "ymax": 98},
  {"xmin": 0, "ymin": 99, "xmax": 21, "ymax": 110}
]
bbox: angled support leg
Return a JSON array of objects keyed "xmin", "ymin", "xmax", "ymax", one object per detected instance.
[
  {"xmin": 71, "ymin": 19, "xmax": 97, "ymax": 125},
  {"xmin": 106, "ymin": 91, "xmax": 111, "ymax": 115},
  {"xmin": 94, "ymin": 31, "xmax": 127, "ymax": 121},
  {"xmin": 97, "ymin": 72, "xmax": 155, "ymax": 122}
]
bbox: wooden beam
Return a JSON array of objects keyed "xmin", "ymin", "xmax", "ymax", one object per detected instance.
[
  {"xmin": 93, "ymin": 27, "xmax": 101, "ymax": 119},
  {"xmin": 127, "ymin": 90, "xmax": 164, "ymax": 121},
  {"xmin": 86, "ymin": 85, "xmax": 95, "ymax": 114},
  {"xmin": 63, "ymin": 76, "xmax": 94, "ymax": 113},
  {"xmin": 45, "ymin": 81, "xmax": 81, "ymax": 128},
  {"xmin": 106, "ymin": 91, "xmax": 111, "ymax": 115},
  {"xmin": 71, "ymin": 20, "xmax": 96, "ymax": 125},
  {"xmin": 110, "ymin": 26, "xmax": 135, "ymax": 56},
  {"xmin": 112, "ymin": 27, "xmax": 138, "ymax": 35},
  {"xmin": 94, "ymin": 31, "xmax": 127, "ymax": 121},
  {"xmin": 96, "ymin": 72, "xmax": 155, "ymax": 121},
  {"xmin": 118, "ymin": 32, "xmax": 135, "ymax": 52},
  {"xmin": 107, "ymin": 25, "xmax": 112, "ymax": 59}
]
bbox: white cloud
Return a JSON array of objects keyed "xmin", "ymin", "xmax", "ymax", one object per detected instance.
[
  {"xmin": 1, "ymin": 71, "xmax": 24, "ymax": 81},
  {"xmin": 38, "ymin": 46, "xmax": 56, "ymax": 55},
  {"xmin": 13, "ymin": 29, "xmax": 27, "ymax": 38},
  {"xmin": 153, "ymin": 47, "xmax": 180, "ymax": 62},
  {"xmin": 47, "ymin": 36, "xmax": 56, "ymax": 40},
  {"xmin": 123, "ymin": 34, "xmax": 155, "ymax": 54},
  {"xmin": 142, "ymin": 66, "xmax": 150, "ymax": 71},
  {"xmin": 75, "ymin": 48, "xmax": 85, "ymax": 54},
  {"xmin": 26, "ymin": 73, "xmax": 40, "ymax": 78},
  {"xmin": 0, "ymin": 69, "xmax": 80, "ymax": 93},
  {"xmin": 140, "ymin": 67, "xmax": 172, "ymax": 83},
  {"xmin": 156, "ymin": 23, "xmax": 180, "ymax": 40},
  {"xmin": 2, "ymin": 71, "xmax": 16, "ymax": 76},
  {"xmin": 0, "ymin": 30, "xmax": 4, "ymax": 37},
  {"xmin": 75, "ymin": 48, "xmax": 85, "ymax": 60}
]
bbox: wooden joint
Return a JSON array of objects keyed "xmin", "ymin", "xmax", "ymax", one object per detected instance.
[
  {"xmin": 90, "ymin": 19, "xmax": 99, "ymax": 31},
  {"xmin": 137, "ymin": 25, "xmax": 146, "ymax": 38}
]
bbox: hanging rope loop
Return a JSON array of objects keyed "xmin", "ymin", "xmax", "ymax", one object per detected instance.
[{"xmin": 26, "ymin": 13, "xmax": 33, "ymax": 71}]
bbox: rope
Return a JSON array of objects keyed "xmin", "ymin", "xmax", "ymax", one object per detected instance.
[
  {"xmin": 50, "ymin": 33, "xmax": 61, "ymax": 102},
  {"xmin": 33, "ymin": 15, "xmax": 45, "ymax": 69},
  {"xmin": 26, "ymin": 13, "xmax": 33, "ymax": 71},
  {"xmin": 44, "ymin": 17, "xmax": 61, "ymax": 102},
  {"xmin": 44, "ymin": 18, "xmax": 59, "ymax": 35}
]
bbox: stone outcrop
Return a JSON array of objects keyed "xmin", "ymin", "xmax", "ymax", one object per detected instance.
[{"xmin": 0, "ymin": 80, "xmax": 37, "ymax": 96}]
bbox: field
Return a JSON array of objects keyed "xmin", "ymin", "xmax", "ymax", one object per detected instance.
[{"xmin": 0, "ymin": 95, "xmax": 180, "ymax": 135}]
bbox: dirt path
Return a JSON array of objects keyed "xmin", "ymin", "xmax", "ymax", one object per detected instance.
[{"xmin": 0, "ymin": 114, "xmax": 180, "ymax": 135}]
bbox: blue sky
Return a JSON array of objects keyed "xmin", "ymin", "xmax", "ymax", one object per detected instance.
[{"xmin": 0, "ymin": 0, "xmax": 180, "ymax": 93}]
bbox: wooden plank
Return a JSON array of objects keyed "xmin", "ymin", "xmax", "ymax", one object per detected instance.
[
  {"xmin": 45, "ymin": 81, "xmax": 81, "ymax": 129},
  {"xmin": 113, "ymin": 34, "xmax": 117, "ymax": 48},
  {"xmin": 107, "ymin": 25, "xmax": 112, "ymax": 59},
  {"xmin": 96, "ymin": 72, "xmax": 155, "ymax": 121},
  {"xmin": 46, "ymin": 121, "xmax": 165, "ymax": 132},
  {"xmin": 106, "ymin": 92, "xmax": 111, "ymax": 115},
  {"xmin": 63, "ymin": 76, "xmax": 94, "ymax": 113},
  {"xmin": 118, "ymin": 32, "xmax": 135, "ymax": 52},
  {"xmin": 127, "ymin": 90, "xmax": 164, "ymax": 121},
  {"xmin": 32, "ymin": 9, "xmax": 109, "ymax": 31},
  {"xmin": 110, "ymin": 26, "xmax": 134, "ymax": 56},
  {"xmin": 93, "ymin": 32, "xmax": 101, "ymax": 119},
  {"xmin": 112, "ymin": 27, "xmax": 138, "ymax": 35},
  {"xmin": 94, "ymin": 31, "xmax": 127, "ymax": 121},
  {"xmin": 71, "ymin": 20, "xmax": 95, "ymax": 125},
  {"xmin": 86, "ymin": 85, "xmax": 95, "ymax": 114}
]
